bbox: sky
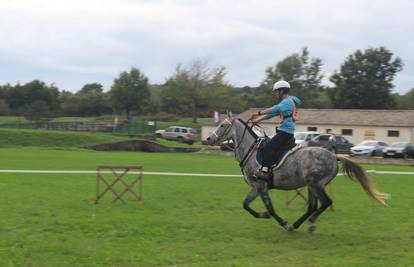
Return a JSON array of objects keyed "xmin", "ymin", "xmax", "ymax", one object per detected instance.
[{"xmin": 0, "ymin": 0, "xmax": 413, "ymax": 94}]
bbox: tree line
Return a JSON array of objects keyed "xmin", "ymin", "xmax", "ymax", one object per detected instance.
[{"xmin": 0, "ymin": 46, "xmax": 412, "ymax": 122}]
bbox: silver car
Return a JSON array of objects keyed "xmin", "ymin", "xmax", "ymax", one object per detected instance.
[
  {"xmin": 383, "ymin": 142, "xmax": 410, "ymax": 158},
  {"xmin": 155, "ymin": 126, "xmax": 198, "ymax": 145},
  {"xmin": 350, "ymin": 140, "xmax": 389, "ymax": 157}
]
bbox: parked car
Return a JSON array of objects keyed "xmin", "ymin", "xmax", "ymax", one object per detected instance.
[
  {"xmin": 155, "ymin": 126, "xmax": 198, "ymax": 145},
  {"xmin": 307, "ymin": 134, "xmax": 354, "ymax": 154},
  {"xmin": 294, "ymin": 131, "xmax": 321, "ymax": 145},
  {"xmin": 404, "ymin": 143, "xmax": 414, "ymax": 159},
  {"xmin": 383, "ymin": 142, "xmax": 412, "ymax": 158},
  {"xmin": 350, "ymin": 140, "xmax": 389, "ymax": 157}
]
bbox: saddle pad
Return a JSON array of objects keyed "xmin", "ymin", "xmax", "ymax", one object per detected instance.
[{"xmin": 256, "ymin": 140, "xmax": 299, "ymax": 168}]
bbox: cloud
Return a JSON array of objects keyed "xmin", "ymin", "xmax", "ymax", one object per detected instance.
[{"xmin": 0, "ymin": 0, "xmax": 413, "ymax": 93}]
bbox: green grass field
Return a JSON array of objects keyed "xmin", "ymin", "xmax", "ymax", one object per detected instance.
[
  {"xmin": 1, "ymin": 147, "xmax": 413, "ymax": 267},
  {"xmin": 0, "ymin": 116, "xmax": 29, "ymax": 124}
]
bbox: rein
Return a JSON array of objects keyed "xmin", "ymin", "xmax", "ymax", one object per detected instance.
[
  {"xmin": 238, "ymin": 140, "xmax": 259, "ymax": 169},
  {"xmin": 233, "ymin": 119, "xmax": 260, "ymax": 169},
  {"xmin": 234, "ymin": 119, "xmax": 252, "ymax": 150},
  {"xmin": 213, "ymin": 119, "xmax": 259, "ymax": 169},
  {"xmin": 218, "ymin": 119, "xmax": 254, "ymax": 151}
]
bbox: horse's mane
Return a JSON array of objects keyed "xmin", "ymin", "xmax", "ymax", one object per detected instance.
[{"xmin": 237, "ymin": 119, "xmax": 258, "ymax": 140}]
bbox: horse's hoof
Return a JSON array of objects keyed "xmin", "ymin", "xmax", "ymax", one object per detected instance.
[
  {"xmin": 282, "ymin": 222, "xmax": 292, "ymax": 232},
  {"xmin": 287, "ymin": 225, "xmax": 296, "ymax": 232},
  {"xmin": 308, "ymin": 223, "xmax": 316, "ymax": 233}
]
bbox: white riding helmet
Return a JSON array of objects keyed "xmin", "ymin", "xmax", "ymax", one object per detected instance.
[{"xmin": 272, "ymin": 80, "xmax": 291, "ymax": 91}]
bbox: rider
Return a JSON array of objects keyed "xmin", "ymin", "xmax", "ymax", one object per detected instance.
[{"xmin": 250, "ymin": 80, "xmax": 301, "ymax": 180}]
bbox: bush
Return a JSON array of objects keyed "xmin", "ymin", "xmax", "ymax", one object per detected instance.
[
  {"xmin": 24, "ymin": 100, "xmax": 55, "ymax": 121},
  {"xmin": 0, "ymin": 99, "xmax": 10, "ymax": 115},
  {"xmin": 150, "ymin": 112, "xmax": 180, "ymax": 122}
]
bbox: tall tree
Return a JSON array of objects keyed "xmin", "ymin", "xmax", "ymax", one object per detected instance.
[
  {"xmin": 393, "ymin": 88, "xmax": 414, "ymax": 109},
  {"xmin": 161, "ymin": 59, "xmax": 231, "ymax": 122},
  {"xmin": 78, "ymin": 83, "xmax": 103, "ymax": 94},
  {"xmin": 109, "ymin": 68, "xmax": 150, "ymax": 120},
  {"xmin": 330, "ymin": 47, "xmax": 403, "ymax": 109},
  {"xmin": 0, "ymin": 84, "xmax": 9, "ymax": 99},
  {"xmin": 24, "ymin": 100, "xmax": 52, "ymax": 121},
  {"xmin": 5, "ymin": 80, "xmax": 60, "ymax": 118},
  {"xmin": 72, "ymin": 83, "xmax": 111, "ymax": 116},
  {"xmin": 0, "ymin": 84, "xmax": 11, "ymax": 115},
  {"xmin": 60, "ymin": 90, "xmax": 112, "ymax": 117},
  {"xmin": 59, "ymin": 91, "xmax": 79, "ymax": 117},
  {"xmin": 261, "ymin": 47, "xmax": 327, "ymax": 108},
  {"xmin": 0, "ymin": 99, "xmax": 10, "ymax": 115},
  {"xmin": 145, "ymin": 84, "xmax": 163, "ymax": 114}
]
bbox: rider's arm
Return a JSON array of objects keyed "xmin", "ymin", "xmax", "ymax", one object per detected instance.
[
  {"xmin": 252, "ymin": 113, "xmax": 274, "ymax": 125},
  {"xmin": 262, "ymin": 113, "xmax": 276, "ymax": 120},
  {"xmin": 251, "ymin": 104, "xmax": 281, "ymax": 123},
  {"xmin": 254, "ymin": 104, "xmax": 281, "ymax": 117}
]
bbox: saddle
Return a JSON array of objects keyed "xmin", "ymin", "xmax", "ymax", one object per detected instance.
[{"xmin": 256, "ymin": 137, "xmax": 300, "ymax": 170}]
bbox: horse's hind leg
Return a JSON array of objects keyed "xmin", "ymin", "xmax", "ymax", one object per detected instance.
[
  {"xmin": 243, "ymin": 188, "xmax": 271, "ymax": 219},
  {"xmin": 289, "ymin": 188, "xmax": 318, "ymax": 231},
  {"xmin": 257, "ymin": 181, "xmax": 289, "ymax": 230},
  {"xmin": 308, "ymin": 185, "xmax": 333, "ymax": 232}
]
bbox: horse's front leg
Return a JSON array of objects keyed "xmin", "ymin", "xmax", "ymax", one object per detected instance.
[
  {"xmin": 257, "ymin": 181, "xmax": 289, "ymax": 231},
  {"xmin": 243, "ymin": 187, "xmax": 271, "ymax": 219}
]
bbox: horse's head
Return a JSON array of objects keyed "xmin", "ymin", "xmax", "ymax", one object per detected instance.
[{"xmin": 205, "ymin": 114, "xmax": 234, "ymax": 146}]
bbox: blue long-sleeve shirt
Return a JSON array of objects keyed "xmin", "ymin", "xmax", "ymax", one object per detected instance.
[{"xmin": 266, "ymin": 96, "xmax": 301, "ymax": 134}]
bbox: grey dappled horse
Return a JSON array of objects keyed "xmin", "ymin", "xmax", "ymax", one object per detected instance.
[{"xmin": 205, "ymin": 116, "xmax": 388, "ymax": 232}]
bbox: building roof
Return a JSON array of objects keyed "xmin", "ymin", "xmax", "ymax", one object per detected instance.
[{"xmin": 204, "ymin": 109, "xmax": 414, "ymax": 127}]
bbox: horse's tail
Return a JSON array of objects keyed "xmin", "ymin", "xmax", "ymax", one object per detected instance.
[{"xmin": 337, "ymin": 156, "xmax": 389, "ymax": 205}]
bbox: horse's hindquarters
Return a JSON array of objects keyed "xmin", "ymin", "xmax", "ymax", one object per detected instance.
[{"xmin": 271, "ymin": 147, "xmax": 338, "ymax": 190}]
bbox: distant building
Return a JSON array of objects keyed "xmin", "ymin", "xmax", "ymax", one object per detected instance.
[{"xmin": 202, "ymin": 109, "xmax": 414, "ymax": 144}]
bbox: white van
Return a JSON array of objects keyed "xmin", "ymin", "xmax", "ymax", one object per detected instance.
[{"xmin": 294, "ymin": 131, "xmax": 321, "ymax": 145}]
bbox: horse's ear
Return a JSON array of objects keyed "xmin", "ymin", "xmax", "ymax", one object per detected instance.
[{"xmin": 228, "ymin": 111, "xmax": 233, "ymax": 119}]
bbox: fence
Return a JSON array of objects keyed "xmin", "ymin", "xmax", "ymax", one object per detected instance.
[{"xmin": 113, "ymin": 120, "xmax": 156, "ymax": 136}]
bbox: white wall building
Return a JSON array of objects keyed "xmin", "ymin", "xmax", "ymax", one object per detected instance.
[{"xmin": 202, "ymin": 109, "xmax": 414, "ymax": 145}]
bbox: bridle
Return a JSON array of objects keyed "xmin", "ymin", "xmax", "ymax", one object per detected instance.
[
  {"xmin": 210, "ymin": 118, "xmax": 236, "ymax": 145},
  {"xmin": 212, "ymin": 119, "xmax": 255, "ymax": 148},
  {"xmin": 211, "ymin": 118, "xmax": 262, "ymax": 171},
  {"xmin": 212, "ymin": 118, "xmax": 259, "ymax": 162}
]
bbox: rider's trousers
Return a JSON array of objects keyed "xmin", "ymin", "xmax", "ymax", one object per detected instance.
[{"xmin": 262, "ymin": 130, "xmax": 293, "ymax": 168}]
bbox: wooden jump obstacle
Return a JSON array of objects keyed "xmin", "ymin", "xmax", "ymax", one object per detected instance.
[
  {"xmin": 284, "ymin": 183, "xmax": 334, "ymax": 211},
  {"xmin": 94, "ymin": 165, "xmax": 143, "ymax": 204}
]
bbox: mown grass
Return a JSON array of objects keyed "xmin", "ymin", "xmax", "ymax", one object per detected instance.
[
  {"xmin": 0, "ymin": 116, "xmax": 29, "ymax": 124},
  {"xmin": 0, "ymin": 147, "xmax": 413, "ymax": 267},
  {"xmin": 0, "ymin": 128, "xmax": 131, "ymax": 149},
  {"xmin": 154, "ymin": 137, "xmax": 204, "ymax": 148}
]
